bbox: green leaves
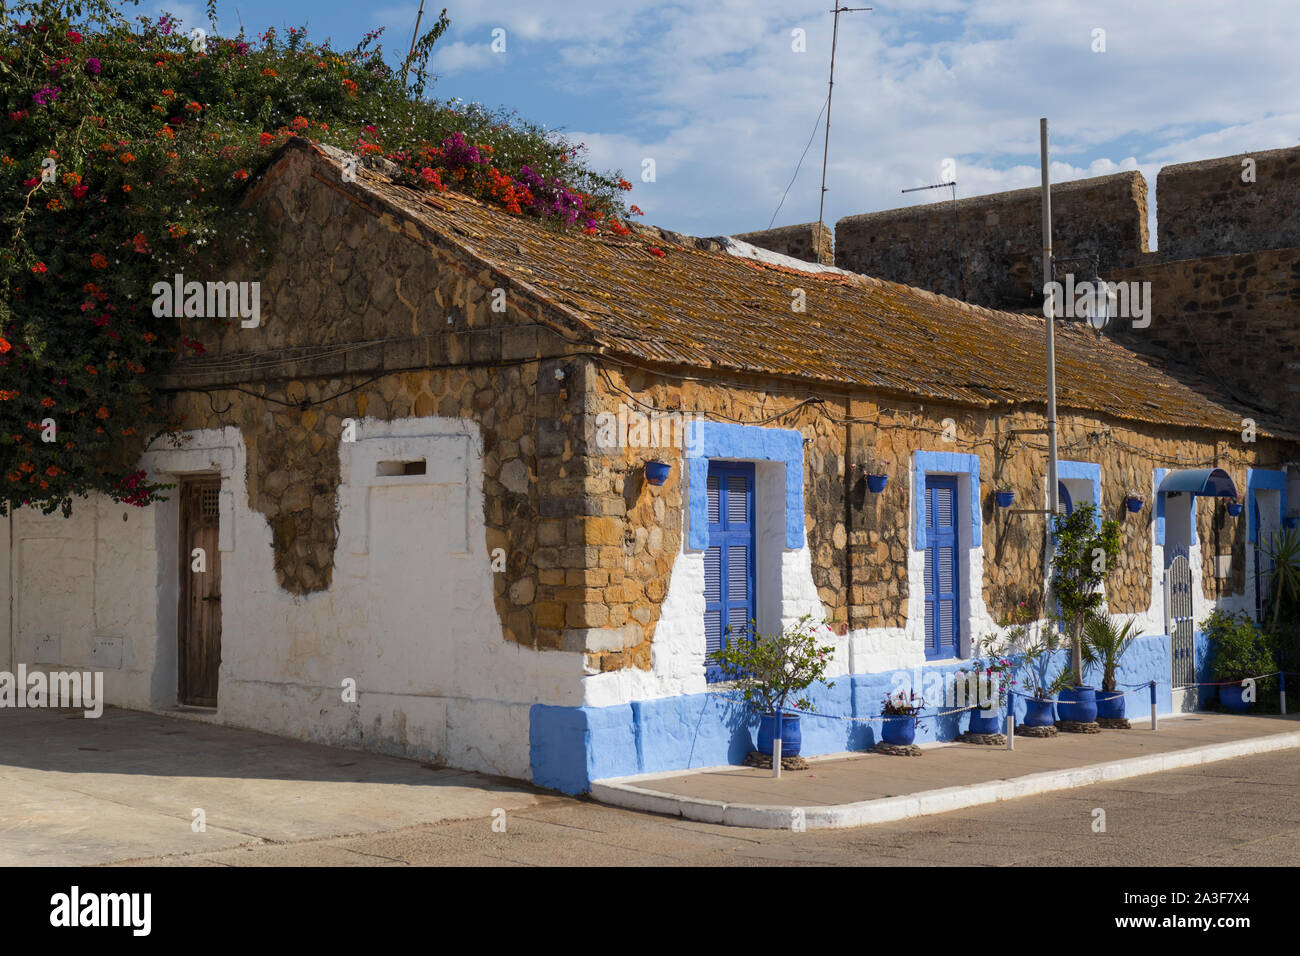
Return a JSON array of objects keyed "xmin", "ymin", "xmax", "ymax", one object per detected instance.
[
  {"xmin": 1202, "ymin": 609, "xmax": 1275, "ymax": 684},
  {"xmin": 712, "ymin": 613, "xmax": 835, "ymax": 715},
  {"xmin": 1081, "ymin": 614, "xmax": 1142, "ymax": 692}
]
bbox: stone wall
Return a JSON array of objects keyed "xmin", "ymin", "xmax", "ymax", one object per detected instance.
[
  {"xmin": 1105, "ymin": 247, "xmax": 1300, "ymax": 415},
  {"xmin": 731, "ymin": 222, "xmax": 833, "ymax": 265},
  {"xmin": 1157, "ymin": 146, "xmax": 1300, "ymax": 260},
  {"xmin": 167, "ymin": 143, "xmax": 593, "ymax": 657},
  {"xmin": 583, "ymin": 362, "xmax": 1286, "ymax": 675},
  {"xmin": 832, "ymin": 171, "xmax": 1149, "ymax": 309}
]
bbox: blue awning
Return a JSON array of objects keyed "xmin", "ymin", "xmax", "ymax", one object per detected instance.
[{"xmin": 1157, "ymin": 468, "xmax": 1238, "ymax": 497}]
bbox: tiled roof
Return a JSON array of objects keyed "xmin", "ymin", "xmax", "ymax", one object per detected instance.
[{"xmin": 293, "ymin": 141, "xmax": 1289, "ymax": 439}]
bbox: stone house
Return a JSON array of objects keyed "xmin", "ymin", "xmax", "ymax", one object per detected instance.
[{"xmin": 2, "ymin": 138, "xmax": 1295, "ymax": 793}]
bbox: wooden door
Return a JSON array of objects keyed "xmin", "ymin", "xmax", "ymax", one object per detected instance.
[{"xmin": 178, "ymin": 477, "xmax": 222, "ymax": 706}]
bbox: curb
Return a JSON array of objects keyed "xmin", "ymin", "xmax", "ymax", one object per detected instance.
[{"xmin": 590, "ymin": 728, "xmax": 1300, "ymax": 830}]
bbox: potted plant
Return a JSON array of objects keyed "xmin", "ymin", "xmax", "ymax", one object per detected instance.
[
  {"xmin": 852, "ymin": 458, "xmax": 891, "ymax": 494},
  {"xmin": 1202, "ymin": 609, "xmax": 1274, "ymax": 711},
  {"xmin": 714, "ymin": 614, "xmax": 835, "ymax": 757},
  {"xmin": 1124, "ymin": 490, "xmax": 1144, "ymax": 514},
  {"xmin": 995, "ymin": 487, "xmax": 1015, "ymax": 508},
  {"xmin": 987, "ymin": 607, "xmax": 1070, "ymax": 727},
  {"xmin": 880, "ymin": 689, "xmax": 925, "ymax": 746},
  {"xmin": 1262, "ymin": 528, "xmax": 1300, "ymax": 677},
  {"xmin": 1226, "ymin": 497, "xmax": 1244, "ymax": 517},
  {"xmin": 1049, "ymin": 502, "xmax": 1122, "ymax": 726},
  {"xmin": 1082, "ymin": 614, "xmax": 1143, "ymax": 720},
  {"xmin": 960, "ymin": 645, "xmax": 1015, "ymax": 734}
]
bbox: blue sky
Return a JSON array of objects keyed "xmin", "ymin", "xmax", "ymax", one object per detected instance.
[{"xmin": 156, "ymin": 0, "xmax": 1300, "ymax": 245}]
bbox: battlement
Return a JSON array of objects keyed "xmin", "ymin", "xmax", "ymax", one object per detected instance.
[{"xmin": 737, "ymin": 144, "xmax": 1300, "ymax": 313}]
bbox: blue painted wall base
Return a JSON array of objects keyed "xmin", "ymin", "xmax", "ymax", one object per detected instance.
[{"xmin": 529, "ymin": 632, "xmax": 1208, "ymax": 794}]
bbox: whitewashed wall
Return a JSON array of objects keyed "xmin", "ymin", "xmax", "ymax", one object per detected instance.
[{"xmin": 3, "ymin": 420, "xmax": 589, "ymax": 780}]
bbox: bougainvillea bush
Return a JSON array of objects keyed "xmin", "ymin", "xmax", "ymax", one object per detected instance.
[{"xmin": 1, "ymin": 0, "xmax": 632, "ymax": 515}]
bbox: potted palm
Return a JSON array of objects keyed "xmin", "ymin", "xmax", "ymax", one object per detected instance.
[
  {"xmin": 1202, "ymin": 609, "xmax": 1274, "ymax": 711},
  {"xmin": 714, "ymin": 614, "xmax": 835, "ymax": 757},
  {"xmin": 880, "ymin": 689, "xmax": 925, "ymax": 746},
  {"xmin": 1050, "ymin": 502, "xmax": 1122, "ymax": 728},
  {"xmin": 1082, "ymin": 614, "xmax": 1143, "ymax": 724}
]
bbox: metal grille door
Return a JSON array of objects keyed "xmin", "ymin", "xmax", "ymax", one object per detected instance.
[{"xmin": 1165, "ymin": 553, "xmax": 1195, "ymax": 690}]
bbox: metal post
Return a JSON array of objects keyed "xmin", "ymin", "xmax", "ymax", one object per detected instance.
[
  {"xmin": 1281, "ymin": 671, "xmax": 1287, "ymax": 716},
  {"xmin": 1041, "ymin": 117, "xmax": 1060, "ymax": 522},
  {"xmin": 773, "ymin": 711, "xmax": 783, "ymax": 779},
  {"xmin": 1006, "ymin": 691, "xmax": 1015, "ymax": 750},
  {"xmin": 1149, "ymin": 680, "xmax": 1158, "ymax": 731}
]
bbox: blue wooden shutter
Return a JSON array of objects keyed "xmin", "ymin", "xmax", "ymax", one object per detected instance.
[
  {"xmin": 704, "ymin": 462, "xmax": 756, "ymax": 682},
  {"xmin": 924, "ymin": 476, "xmax": 959, "ymax": 659}
]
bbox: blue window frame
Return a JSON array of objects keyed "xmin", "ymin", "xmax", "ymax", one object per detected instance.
[
  {"xmin": 704, "ymin": 461, "xmax": 756, "ymax": 682},
  {"xmin": 924, "ymin": 475, "xmax": 960, "ymax": 659}
]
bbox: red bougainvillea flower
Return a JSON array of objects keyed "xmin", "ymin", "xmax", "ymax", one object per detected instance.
[
  {"xmin": 261, "ymin": 68, "xmax": 277, "ymax": 77},
  {"xmin": 30, "ymin": 262, "xmax": 47, "ymax": 273},
  {"xmin": 66, "ymin": 30, "xmax": 83, "ymax": 43},
  {"xmin": 131, "ymin": 233, "xmax": 150, "ymax": 253},
  {"xmin": 9, "ymin": 110, "xmax": 29, "ymax": 121},
  {"xmin": 90, "ymin": 252, "xmax": 107, "ymax": 268},
  {"xmin": 0, "ymin": 337, "xmax": 11, "ymax": 354},
  {"xmin": 95, "ymin": 407, "xmax": 110, "ymax": 419},
  {"xmin": 233, "ymin": 169, "xmax": 248, "ymax": 180},
  {"xmin": 258, "ymin": 131, "xmax": 274, "ymax": 146},
  {"xmin": 647, "ymin": 247, "xmax": 665, "ymax": 258},
  {"xmin": 72, "ymin": 184, "xmax": 88, "ymax": 198},
  {"xmin": 629, "ymin": 205, "xmax": 644, "ymax": 216},
  {"xmin": 45, "ymin": 466, "xmax": 60, "ymax": 477},
  {"xmin": 292, "ymin": 116, "xmax": 310, "ymax": 131},
  {"xmin": 40, "ymin": 397, "xmax": 55, "ymax": 408},
  {"xmin": 617, "ymin": 178, "xmax": 633, "ymax": 191}
]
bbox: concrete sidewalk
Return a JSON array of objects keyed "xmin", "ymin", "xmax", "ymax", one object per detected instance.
[
  {"xmin": 0, "ymin": 707, "xmax": 545, "ymax": 866},
  {"xmin": 591, "ymin": 712, "xmax": 1300, "ymax": 829}
]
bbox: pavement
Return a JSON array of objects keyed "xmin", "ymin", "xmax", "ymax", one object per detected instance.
[
  {"xmin": 591, "ymin": 712, "xmax": 1300, "ymax": 828},
  {"xmin": 3, "ymin": 706, "xmax": 1298, "ymax": 866},
  {"xmin": 0, "ymin": 707, "xmax": 543, "ymax": 866}
]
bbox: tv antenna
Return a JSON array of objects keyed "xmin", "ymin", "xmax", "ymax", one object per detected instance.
[
  {"xmin": 902, "ymin": 181, "xmax": 957, "ymax": 200},
  {"xmin": 817, "ymin": 5, "xmax": 871, "ymax": 234}
]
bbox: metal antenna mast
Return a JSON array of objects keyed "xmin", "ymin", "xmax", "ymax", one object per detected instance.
[{"xmin": 817, "ymin": 5, "xmax": 871, "ymax": 235}]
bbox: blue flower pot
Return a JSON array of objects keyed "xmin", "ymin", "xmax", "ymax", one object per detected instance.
[
  {"xmin": 1218, "ymin": 683, "xmax": 1253, "ymax": 711},
  {"xmin": 1095, "ymin": 690, "xmax": 1126, "ymax": 720},
  {"xmin": 644, "ymin": 461, "xmax": 671, "ymax": 486},
  {"xmin": 1226, "ymin": 503, "xmax": 1243, "ymax": 517},
  {"xmin": 866, "ymin": 474, "xmax": 888, "ymax": 494},
  {"xmin": 1126, "ymin": 497, "xmax": 1143, "ymax": 514},
  {"xmin": 1284, "ymin": 516, "xmax": 1299, "ymax": 530},
  {"xmin": 968, "ymin": 710, "xmax": 1002, "ymax": 735},
  {"xmin": 1057, "ymin": 686, "xmax": 1098, "ymax": 723},
  {"xmin": 757, "ymin": 713, "xmax": 802, "ymax": 756},
  {"xmin": 1022, "ymin": 697, "xmax": 1055, "ymax": 727},
  {"xmin": 882, "ymin": 716, "xmax": 916, "ymax": 746},
  {"xmin": 995, "ymin": 490, "xmax": 1015, "ymax": 508}
]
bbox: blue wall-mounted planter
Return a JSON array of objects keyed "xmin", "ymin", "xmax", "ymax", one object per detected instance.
[
  {"xmin": 995, "ymin": 490, "xmax": 1015, "ymax": 508},
  {"xmin": 1126, "ymin": 496, "xmax": 1144, "ymax": 514},
  {"xmin": 1226, "ymin": 502, "xmax": 1243, "ymax": 517},
  {"xmin": 645, "ymin": 460, "xmax": 671, "ymax": 486},
  {"xmin": 866, "ymin": 473, "xmax": 888, "ymax": 494},
  {"xmin": 1285, "ymin": 516, "xmax": 1299, "ymax": 529}
]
